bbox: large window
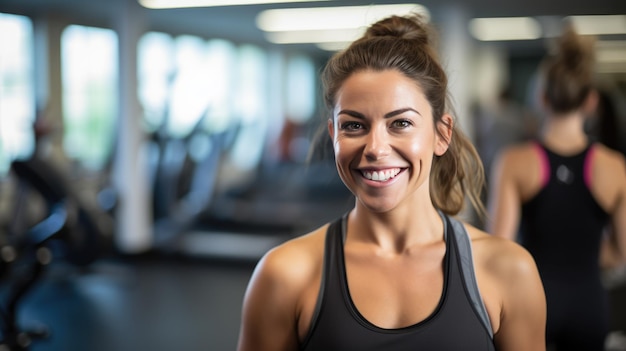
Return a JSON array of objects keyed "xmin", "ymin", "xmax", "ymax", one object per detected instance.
[
  {"xmin": 138, "ymin": 33, "xmax": 238, "ymax": 137},
  {"xmin": 137, "ymin": 31, "xmax": 317, "ymax": 178},
  {"xmin": 137, "ymin": 31, "xmax": 174, "ymax": 134},
  {"xmin": 285, "ymin": 55, "xmax": 316, "ymax": 124},
  {"xmin": 229, "ymin": 44, "xmax": 269, "ymax": 171},
  {"xmin": 202, "ymin": 39, "xmax": 237, "ymax": 134},
  {"xmin": 0, "ymin": 13, "xmax": 34, "ymax": 176},
  {"xmin": 138, "ymin": 32, "xmax": 255, "ymax": 171},
  {"xmin": 61, "ymin": 24, "xmax": 118, "ymax": 171}
]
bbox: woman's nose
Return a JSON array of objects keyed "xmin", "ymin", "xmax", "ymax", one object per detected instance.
[{"xmin": 364, "ymin": 127, "xmax": 390, "ymax": 160}]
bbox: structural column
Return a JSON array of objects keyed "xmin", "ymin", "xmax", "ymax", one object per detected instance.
[
  {"xmin": 437, "ymin": 5, "xmax": 475, "ymax": 140},
  {"xmin": 32, "ymin": 14, "xmax": 68, "ymax": 168},
  {"xmin": 435, "ymin": 5, "xmax": 482, "ymax": 223},
  {"xmin": 112, "ymin": 0, "xmax": 153, "ymax": 253}
]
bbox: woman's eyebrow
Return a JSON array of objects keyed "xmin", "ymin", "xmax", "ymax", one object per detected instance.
[
  {"xmin": 337, "ymin": 110, "xmax": 365, "ymax": 119},
  {"xmin": 384, "ymin": 108, "xmax": 421, "ymax": 118},
  {"xmin": 337, "ymin": 108, "xmax": 421, "ymax": 119}
]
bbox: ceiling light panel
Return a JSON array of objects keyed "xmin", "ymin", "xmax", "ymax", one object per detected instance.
[
  {"xmin": 567, "ymin": 15, "xmax": 626, "ymax": 35},
  {"xmin": 139, "ymin": 0, "xmax": 329, "ymax": 9},
  {"xmin": 595, "ymin": 40, "xmax": 626, "ymax": 63},
  {"xmin": 316, "ymin": 41, "xmax": 352, "ymax": 51},
  {"xmin": 469, "ymin": 17, "xmax": 542, "ymax": 41},
  {"xmin": 265, "ymin": 28, "xmax": 365, "ymax": 44},
  {"xmin": 256, "ymin": 4, "xmax": 428, "ymax": 32}
]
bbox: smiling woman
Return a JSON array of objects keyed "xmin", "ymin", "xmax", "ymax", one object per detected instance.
[
  {"xmin": 328, "ymin": 69, "xmax": 447, "ymax": 214},
  {"xmin": 237, "ymin": 13, "xmax": 547, "ymax": 351}
]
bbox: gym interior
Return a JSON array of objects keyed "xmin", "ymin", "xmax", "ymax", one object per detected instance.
[{"xmin": 0, "ymin": 0, "xmax": 625, "ymax": 350}]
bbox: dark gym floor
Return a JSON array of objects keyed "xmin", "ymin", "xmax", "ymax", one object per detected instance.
[
  {"xmin": 7, "ymin": 239, "xmax": 626, "ymax": 351},
  {"xmin": 12, "ymin": 253, "xmax": 256, "ymax": 351}
]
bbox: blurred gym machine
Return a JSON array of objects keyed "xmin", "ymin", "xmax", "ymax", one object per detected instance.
[
  {"xmin": 0, "ymin": 155, "xmax": 113, "ymax": 350},
  {"xmin": 146, "ymin": 106, "xmax": 354, "ymax": 261},
  {"xmin": 147, "ymin": 110, "xmax": 236, "ymax": 252},
  {"xmin": 179, "ymin": 117, "xmax": 354, "ymax": 261},
  {"xmin": 144, "ymin": 66, "xmax": 354, "ymax": 261}
]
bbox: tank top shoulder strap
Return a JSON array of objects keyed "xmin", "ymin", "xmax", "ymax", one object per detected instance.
[
  {"xmin": 300, "ymin": 214, "xmax": 345, "ymax": 348},
  {"xmin": 583, "ymin": 143, "xmax": 598, "ymax": 189},
  {"xmin": 443, "ymin": 213, "xmax": 494, "ymax": 338},
  {"xmin": 531, "ymin": 141, "xmax": 550, "ymax": 188}
]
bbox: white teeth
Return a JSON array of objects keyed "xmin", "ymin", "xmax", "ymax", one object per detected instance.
[{"xmin": 362, "ymin": 168, "xmax": 401, "ymax": 182}]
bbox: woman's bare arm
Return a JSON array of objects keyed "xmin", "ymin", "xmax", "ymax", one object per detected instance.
[
  {"xmin": 490, "ymin": 239, "xmax": 546, "ymax": 351},
  {"xmin": 593, "ymin": 146, "xmax": 626, "ymax": 260},
  {"xmin": 237, "ymin": 244, "xmax": 306, "ymax": 351},
  {"xmin": 487, "ymin": 148, "xmax": 524, "ymax": 240},
  {"xmin": 237, "ymin": 229, "xmax": 324, "ymax": 351}
]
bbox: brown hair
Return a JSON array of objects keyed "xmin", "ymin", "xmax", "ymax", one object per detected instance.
[
  {"xmin": 321, "ymin": 13, "xmax": 485, "ymax": 217},
  {"xmin": 541, "ymin": 24, "xmax": 596, "ymax": 114}
]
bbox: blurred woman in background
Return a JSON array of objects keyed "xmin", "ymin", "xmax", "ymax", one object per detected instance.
[{"xmin": 488, "ymin": 24, "xmax": 626, "ymax": 350}]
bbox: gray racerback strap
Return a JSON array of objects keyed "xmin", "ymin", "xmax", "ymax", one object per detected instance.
[{"xmin": 443, "ymin": 213, "xmax": 494, "ymax": 338}]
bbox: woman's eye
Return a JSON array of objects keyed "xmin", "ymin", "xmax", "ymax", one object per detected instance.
[
  {"xmin": 340, "ymin": 121, "xmax": 363, "ymax": 131},
  {"xmin": 392, "ymin": 119, "xmax": 412, "ymax": 128}
]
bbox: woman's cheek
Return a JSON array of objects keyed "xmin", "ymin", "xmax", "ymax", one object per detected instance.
[{"xmin": 406, "ymin": 138, "xmax": 426, "ymax": 157}]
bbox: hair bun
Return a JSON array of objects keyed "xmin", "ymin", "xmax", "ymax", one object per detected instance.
[
  {"xmin": 541, "ymin": 23, "xmax": 596, "ymax": 113},
  {"xmin": 555, "ymin": 25, "xmax": 595, "ymax": 71},
  {"xmin": 364, "ymin": 13, "xmax": 430, "ymax": 46}
]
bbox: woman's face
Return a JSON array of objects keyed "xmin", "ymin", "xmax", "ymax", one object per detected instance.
[{"xmin": 328, "ymin": 69, "xmax": 451, "ymax": 213}]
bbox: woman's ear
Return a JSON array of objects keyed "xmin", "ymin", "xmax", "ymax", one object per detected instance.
[
  {"xmin": 327, "ymin": 118, "xmax": 334, "ymax": 139},
  {"xmin": 434, "ymin": 114, "xmax": 453, "ymax": 156}
]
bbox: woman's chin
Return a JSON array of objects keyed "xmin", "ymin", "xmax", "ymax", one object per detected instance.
[{"xmin": 356, "ymin": 197, "xmax": 398, "ymax": 214}]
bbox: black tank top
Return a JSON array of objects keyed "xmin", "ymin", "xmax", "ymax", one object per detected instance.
[
  {"xmin": 520, "ymin": 143, "xmax": 609, "ymax": 282},
  {"xmin": 300, "ymin": 213, "xmax": 495, "ymax": 351}
]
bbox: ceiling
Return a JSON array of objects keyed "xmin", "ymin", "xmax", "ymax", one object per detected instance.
[{"xmin": 1, "ymin": 0, "xmax": 625, "ymax": 59}]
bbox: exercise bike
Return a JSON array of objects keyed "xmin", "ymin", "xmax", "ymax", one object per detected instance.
[{"xmin": 0, "ymin": 156, "xmax": 113, "ymax": 350}]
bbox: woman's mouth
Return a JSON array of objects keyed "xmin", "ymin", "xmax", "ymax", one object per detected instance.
[{"xmin": 361, "ymin": 168, "xmax": 402, "ymax": 182}]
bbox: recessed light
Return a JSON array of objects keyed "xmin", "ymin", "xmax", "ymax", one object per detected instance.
[
  {"xmin": 469, "ymin": 17, "xmax": 542, "ymax": 41},
  {"xmin": 138, "ymin": 0, "xmax": 329, "ymax": 9},
  {"xmin": 256, "ymin": 4, "xmax": 428, "ymax": 44},
  {"xmin": 566, "ymin": 15, "xmax": 626, "ymax": 35}
]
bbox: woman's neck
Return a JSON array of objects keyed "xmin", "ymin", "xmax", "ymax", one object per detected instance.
[
  {"xmin": 540, "ymin": 112, "xmax": 589, "ymax": 154},
  {"xmin": 348, "ymin": 202, "xmax": 444, "ymax": 253}
]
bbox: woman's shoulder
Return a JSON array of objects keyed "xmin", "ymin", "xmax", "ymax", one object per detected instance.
[
  {"xmin": 491, "ymin": 141, "xmax": 546, "ymax": 196},
  {"xmin": 461, "ymin": 223, "xmax": 546, "ymax": 344},
  {"xmin": 592, "ymin": 143, "xmax": 626, "ymax": 170},
  {"xmin": 590, "ymin": 143, "xmax": 626, "ymax": 212},
  {"xmin": 252, "ymin": 224, "xmax": 328, "ymax": 287},
  {"xmin": 464, "ymin": 223, "xmax": 539, "ymax": 278},
  {"xmin": 492, "ymin": 141, "xmax": 542, "ymax": 176},
  {"xmin": 498, "ymin": 141, "xmax": 541, "ymax": 162}
]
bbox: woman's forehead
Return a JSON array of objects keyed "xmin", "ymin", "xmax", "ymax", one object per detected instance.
[{"xmin": 334, "ymin": 70, "xmax": 431, "ymax": 113}]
